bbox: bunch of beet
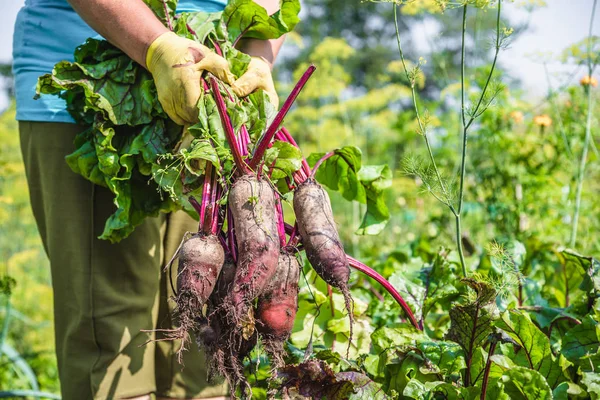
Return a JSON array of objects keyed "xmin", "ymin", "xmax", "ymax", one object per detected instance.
[{"xmin": 153, "ymin": 67, "xmax": 420, "ymax": 397}]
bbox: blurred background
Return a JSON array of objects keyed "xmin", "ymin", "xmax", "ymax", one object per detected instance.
[{"xmin": 1, "ymin": 0, "xmax": 599, "ymax": 395}]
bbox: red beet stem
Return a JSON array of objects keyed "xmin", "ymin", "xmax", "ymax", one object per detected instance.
[
  {"xmin": 199, "ymin": 163, "xmax": 213, "ymax": 232},
  {"xmin": 186, "ymin": 23, "xmax": 197, "ymax": 37},
  {"xmin": 274, "ymin": 130, "xmax": 286, "ymax": 142},
  {"xmin": 163, "ymin": 1, "xmax": 173, "ymax": 30},
  {"xmin": 282, "ymin": 222, "xmax": 421, "ymax": 330},
  {"xmin": 240, "ymin": 125, "xmax": 250, "ymax": 156},
  {"xmin": 212, "ymin": 40, "xmax": 223, "ymax": 57},
  {"xmin": 267, "ymin": 159, "xmax": 276, "ymax": 179},
  {"xmin": 209, "ymin": 77, "xmax": 250, "ymax": 175},
  {"xmin": 287, "ymin": 223, "xmax": 299, "ymax": 248},
  {"xmin": 248, "ymin": 65, "xmax": 316, "ymax": 170},
  {"xmin": 285, "ymin": 177, "xmax": 295, "ymax": 192},
  {"xmin": 281, "ymin": 127, "xmax": 311, "ymax": 175},
  {"xmin": 293, "ymin": 170, "xmax": 307, "ymax": 184},
  {"xmin": 275, "ymin": 195, "xmax": 286, "ymax": 247},
  {"xmin": 188, "ymin": 196, "xmax": 202, "ymax": 217},
  {"xmin": 346, "ymin": 255, "xmax": 420, "ymax": 330},
  {"xmin": 219, "ymin": 231, "xmax": 230, "ymax": 254},
  {"xmin": 309, "ymin": 151, "xmax": 334, "ymax": 179},
  {"xmin": 210, "ymin": 173, "xmax": 220, "ymax": 235}
]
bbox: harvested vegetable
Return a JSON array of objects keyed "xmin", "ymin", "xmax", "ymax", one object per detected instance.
[
  {"xmin": 172, "ymin": 233, "xmax": 224, "ymax": 345},
  {"xmin": 293, "ymin": 178, "xmax": 353, "ymax": 344},
  {"xmin": 226, "ymin": 175, "xmax": 280, "ymax": 333},
  {"xmin": 293, "ymin": 180, "xmax": 350, "ymax": 291},
  {"xmin": 256, "ymin": 251, "xmax": 301, "ymax": 368}
]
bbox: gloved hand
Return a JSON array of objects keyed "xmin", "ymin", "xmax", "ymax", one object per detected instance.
[
  {"xmin": 232, "ymin": 56, "xmax": 279, "ymax": 109},
  {"xmin": 146, "ymin": 31, "xmax": 236, "ymax": 125}
]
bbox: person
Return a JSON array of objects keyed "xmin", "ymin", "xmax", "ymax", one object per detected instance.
[{"xmin": 12, "ymin": 0, "xmax": 284, "ymax": 398}]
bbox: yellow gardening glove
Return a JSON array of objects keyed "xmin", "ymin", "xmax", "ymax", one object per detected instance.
[
  {"xmin": 231, "ymin": 56, "xmax": 279, "ymax": 108},
  {"xmin": 146, "ymin": 32, "xmax": 236, "ymax": 125}
]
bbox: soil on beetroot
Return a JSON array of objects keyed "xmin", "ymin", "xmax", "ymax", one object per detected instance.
[
  {"xmin": 225, "ymin": 175, "xmax": 280, "ymax": 337},
  {"xmin": 152, "ymin": 233, "xmax": 225, "ymax": 362},
  {"xmin": 293, "ymin": 179, "xmax": 354, "ymax": 343},
  {"xmin": 256, "ymin": 251, "xmax": 301, "ymax": 368}
]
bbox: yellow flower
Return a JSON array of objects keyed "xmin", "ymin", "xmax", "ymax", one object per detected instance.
[
  {"xmin": 533, "ymin": 114, "xmax": 552, "ymax": 127},
  {"xmin": 509, "ymin": 110, "xmax": 524, "ymax": 124},
  {"xmin": 580, "ymin": 75, "xmax": 598, "ymax": 87}
]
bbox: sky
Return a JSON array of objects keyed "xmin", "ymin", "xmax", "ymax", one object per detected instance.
[
  {"xmin": 0, "ymin": 0, "xmax": 599, "ymax": 107},
  {"xmin": 501, "ymin": 0, "xmax": 600, "ymax": 98}
]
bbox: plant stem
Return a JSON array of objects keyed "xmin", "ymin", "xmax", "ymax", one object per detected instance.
[
  {"xmin": 548, "ymin": 315, "xmax": 582, "ymax": 340},
  {"xmin": 346, "ymin": 255, "xmax": 421, "ymax": 330},
  {"xmin": 240, "ymin": 125, "xmax": 250, "ymax": 156},
  {"xmin": 327, "ymin": 285, "xmax": 336, "ymax": 317},
  {"xmin": 186, "ymin": 23, "xmax": 197, "ymax": 38},
  {"xmin": 453, "ymin": 5, "xmax": 470, "ymax": 277},
  {"xmin": 199, "ymin": 162, "xmax": 213, "ymax": 232},
  {"xmin": 569, "ymin": 0, "xmax": 598, "ymax": 248},
  {"xmin": 457, "ymin": 3, "xmax": 472, "ymax": 213},
  {"xmin": 249, "ymin": 66, "xmax": 316, "ymax": 169},
  {"xmin": 460, "ymin": 3, "xmax": 468, "ymax": 124},
  {"xmin": 327, "ymin": 283, "xmax": 337, "ymax": 351},
  {"xmin": 518, "ymin": 278, "xmax": 523, "ymax": 307},
  {"xmin": 454, "ymin": 1, "xmax": 502, "ymax": 278},
  {"xmin": 162, "ymin": 0, "xmax": 173, "ymax": 31},
  {"xmin": 480, "ymin": 340, "xmax": 498, "ymax": 400},
  {"xmin": 275, "ymin": 195, "xmax": 287, "ymax": 247},
  {"xmin": 563, "ymin": 256, "xmax": 570, "ymax": 307},
  {"xmin": 455, "ymin": 214, "xmax": 467, "ymax": 277},
  {"xmin": 212, "ymin": 40, "xmax": 223, "ymax": 57},
  {"xmin": 464, "ymin": 1, "xmax": 502, "ymax": 131},
  {"xmin": 188, "ymin": 196, "xmax": 202, "ymax": 217},
  {"xmin": 310, "ymin": 151, "xmax": 334, "ymax": 179},
  {"xmin": 210, "ymin": 174, "xmax": 220, "ymax": 235},
  {"xmin": 287, "ymin": 223, "xmax": 299, "ymax": 247},
  {"xmin": 218, "ymin": 232, "xmax": 230, "ymax": 255},
  {"xmin": 281, "ymin": 222, "xmax": 420, "ymax": 329},
  {"xmin": 394, "ymin": 4, "xmax": 449, "ymax": 202},
  {"xmin": 209, "ymin": 77, "xmax": 251, "ymax": 175}
]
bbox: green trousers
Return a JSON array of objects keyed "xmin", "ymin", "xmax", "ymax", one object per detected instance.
[{"xmin": 19, "ymin": 121, "xmax": 228, "ymax": 400}]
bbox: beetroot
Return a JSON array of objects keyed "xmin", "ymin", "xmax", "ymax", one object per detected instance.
[
  {"xmin": 293, "ymin": 180, "xmax": 350, "ymax": 290},
  {"xmin": 168, "ymin": 233, "xmax": 224, "ymax": 357},
  {"xmin": 226, "ymin": 175, "xmax": 280, "ymax": 333},
  {"xmin": 256, "ymin": 252, "xmax": 301, "ymax": 367},
  {"xmin": 176, "ymin": 234, "xmax": 225, "ymax": 307},
  {"xmin": 293, "ymin": 179, "xmax": 354, "ymax": 342}
]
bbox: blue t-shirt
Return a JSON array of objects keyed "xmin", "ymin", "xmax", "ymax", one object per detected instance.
[{"xmin": 13, "ymin": 0, "xmax": 227, "ymax": 123}]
